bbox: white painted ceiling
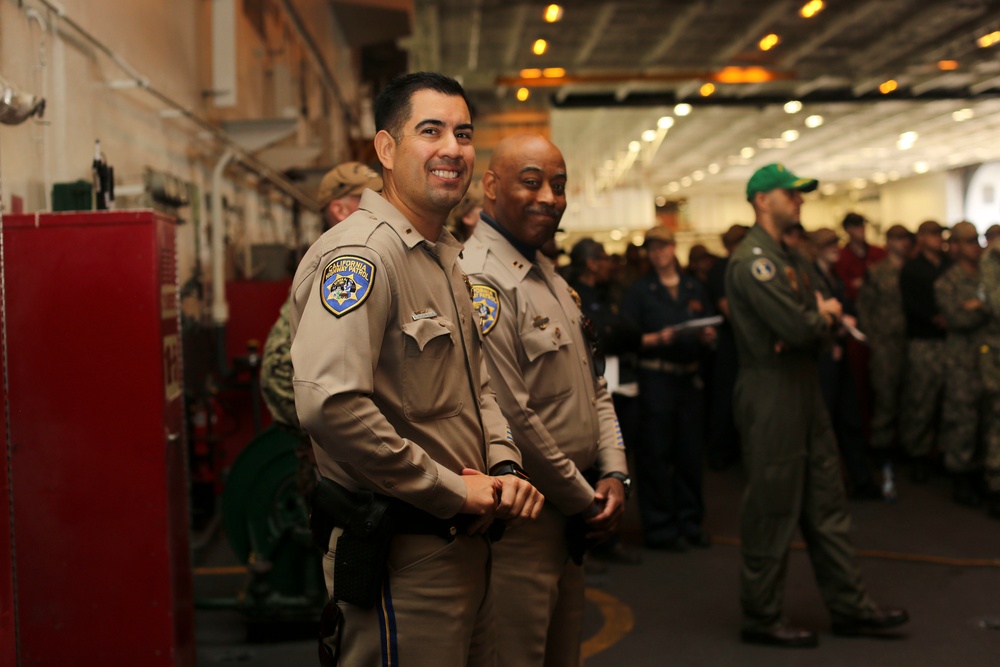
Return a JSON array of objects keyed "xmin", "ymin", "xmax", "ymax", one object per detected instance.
[{"xmin": 410, "ymin": 0, "xmax": 1000, "ymax": 200}]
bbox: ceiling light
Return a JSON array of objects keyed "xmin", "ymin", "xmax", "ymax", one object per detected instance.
[
  {"xmin": 805, "ymin": 114, "xmax": 824, "ymax": 128},
  {"xmin": 631, "ymin": 234, "xmax": 645, "ymax": 246},
  {"xmin": 820, "ymin": 183, "xmax": 837, "ymax": 196},
  {"xmin": 740, "ymin": 146, "xmax": 756, "ymax": 158},
  {"xmin": 879, "ymin": 79, "xmax": 898, "ymax": 94},
  {"xmin": 758, "ymin": 138, "xmax": 775, "ymax": 149},
  {"xmin": 628, "ymin": 141, "xmax": 641, "ymax": 153},
  {"xmin": 674, "ymin": 103, "xmax": 692, "ymax": 116},
  {"xmin": 872, "ymin": 173, "xmax": 888, "ymax": 184},
  {"xmin": 784, "ymin": 100, "xmax": 802, "ymax": 114},
  {"xmin": 641, "ymin": 129, "xmax": 657, "ymax": 142},
  {"xmin": 978, "ymin": 31, "xmax": 1000, "ymax": 48},
  {"xmin": 532, "ymin": 39, "xmax": 548, "ymax": 55},
  {"xmin": 938, "ymin": 60, "xmax": 960, "ymax": 71},
  {"xmin": 851, "ymin": 178, "xmax": 868, "ymax": 189},
  {"xmin": 681, "ymin": 176, "xmax": 693, "ymax": 187},
  {"xmin": 708, "ymin": 163, "xmax": 720, "ymax": 174},
  {"xmin": 520, "ymin": 68, "xmax": 542, "ymax": 79},
  {"xmin": 953, "ymin": 108, "xmax": 974, "ymax": 121},
  {"xmin": 516, "ymin": 87, "xmax": 530, "ymax": 102},
  {"xmin": 668, "ymin": 182, "xmax": 680, "ymax": 192},
  {"xmin": 543, "ymin": 4, "xmax": 563, "ymax": 23},
  {"xmin": 913, "ymin": 161, "xmax": 930, "ymax": 174},
  {"xmin": 692, "ymin": 170, "xmax": 705, "ymax": 181},
  {"xmin": 542, "ymin": 68, "xmax": 566, "ymax": 78},
  {"xmin": 897, "ymin": 131, "xmax": 918, "ymax": 150},
  {"xmin": 759, "ymin": 34, "xmax": 780, "ymax": 51},
  {"xmin": 610, "ymin": 229, "xmax": 624, "ymax": 241},
  {"xmin": 700, "ymin": 83, "xmax": 716, "ymax": 97},
  {"xmin": 714, "ymin": 66, "xmax": 777, "ymax": 84},
  {"xmin": 800, "ymin": 0, "xmax": 824, "ymax": 19},
  {"xmin": 654, "ymin": 196, "xmax": 667, "ymax": 208},
  {"xmin": 782, "ymin": 129, "xmax": 800, "ymax": 142},
  {"xmin": 657, "ymin": 116, "xmax": 675, "ymax": 129}
]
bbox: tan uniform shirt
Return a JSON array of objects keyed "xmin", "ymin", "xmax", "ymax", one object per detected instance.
[
  {"xmin": 460, "ymin": 222, "xmax": 627, "ymax": 515},
  {"xmin": 288, "ymin": 190, "xmax": 520, "ymax": 519}
]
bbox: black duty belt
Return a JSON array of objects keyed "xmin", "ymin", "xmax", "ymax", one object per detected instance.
[{"xmin": 638, "ymin": 358, "xmax": 699, "ymax": 374}]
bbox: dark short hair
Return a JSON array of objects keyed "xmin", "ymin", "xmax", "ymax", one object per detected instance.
[
  {"xmin": 374, "ymin": 72, "xmax": 474, "ymax": 142},
  {"xmin": 841, "ymin": 212, "xmax": 866, "ymax": 228},
  {"xmin": 570, "ymin": 238, "xmax": 606, "ymax": 268}
]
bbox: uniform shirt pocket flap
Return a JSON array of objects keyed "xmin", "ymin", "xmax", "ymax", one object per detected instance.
[
  {"xmin": 401, "ymin": 318, "xmax": 454, "ymax": 352},
  {"xmin": 520, "ymin": 322, "xmax": 569, "ymax": 363}
]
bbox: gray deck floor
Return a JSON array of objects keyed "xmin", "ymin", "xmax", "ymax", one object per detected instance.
[{"xmin": 194, "ymin": 463, "xmax": 1000, "ymax": 666}]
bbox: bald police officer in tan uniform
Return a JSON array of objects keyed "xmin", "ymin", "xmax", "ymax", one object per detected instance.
[
  {"xmin": 460, "ymin": 134, "xmax": 629, "ymax": 667},
  {"xmin": 289, "ymin": 72, "xmax": 543, "ymax": 667}
]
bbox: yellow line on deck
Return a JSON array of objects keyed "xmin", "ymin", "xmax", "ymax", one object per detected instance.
[{"xmin": 582, "ymin": 588, "xmax": 634, "ymax": 659}]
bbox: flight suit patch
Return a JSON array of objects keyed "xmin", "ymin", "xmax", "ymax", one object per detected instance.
[
  {"xmin": 321, "ymin": 255, "xmax": 376, "ymax": 317},
  {"xmin": 751, "ymin": 257, "xmax": 776, "ymax": 282},
  {"xmin": 784, "ymin": 266, "xmax": 799, "ymax": 292},
  {"xmin": 472, "ymin": 284, "xmax": 501, "ymax": 335}
]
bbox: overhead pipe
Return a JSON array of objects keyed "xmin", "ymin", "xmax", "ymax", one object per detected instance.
[
  {"xmin": 29, "ymin": 0, "xmax": 320, "ymax": 211},
  {"xmin": 211, "ymin": 149, "xmax": 235, "ymax": 375}
]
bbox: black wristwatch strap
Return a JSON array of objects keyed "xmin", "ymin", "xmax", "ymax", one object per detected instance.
[
  {"xmin": 490, "ymin": 461, "xmax": 531, "ymax": 482},
  {"xmin": 601, "ymin": 471, "xmax": 631, "ymax": 500}
]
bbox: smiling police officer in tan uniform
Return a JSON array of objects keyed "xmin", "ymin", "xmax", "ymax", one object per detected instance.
[
  {"xmin": 726, "ymin": 163, "xmax": 908, "ymax": 648},
  {"xmin": 459, "ymin": 134, "xmax": 629, "ymax": 666},
  {"xmin": 289, "ymin": 72, "xmax": 543, "ymax": 667}
]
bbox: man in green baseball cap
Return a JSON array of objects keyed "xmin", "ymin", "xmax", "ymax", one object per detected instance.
[
  {"xmin": 726, "ymin": 163, "xmax": 908, "ymax": 648},
  {"xmin": 745, "ymin": 163, "xmax": 818, "ymax": 201}
]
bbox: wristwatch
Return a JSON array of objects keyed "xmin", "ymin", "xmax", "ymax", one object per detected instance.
[
  {"xmin": 490, "ymin": 461, "xmax": 531, "ymax": 482},
  {"xmin": 601, "ymin": 471, "xmax": 631, "ymax": 500}
]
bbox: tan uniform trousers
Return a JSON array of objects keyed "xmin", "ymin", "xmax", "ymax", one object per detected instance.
[
  {"xmin": 491, "ymin": 505, "xmax": 584, "ymax": 667},
  {"xmin": 323, "ymin": 528, "xmax": 496, "ymax": 667}
]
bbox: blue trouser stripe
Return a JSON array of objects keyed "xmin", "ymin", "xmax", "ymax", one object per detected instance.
[{"xmin": 377, "ymin": 575, "xmax": 398, "ymax": 666}]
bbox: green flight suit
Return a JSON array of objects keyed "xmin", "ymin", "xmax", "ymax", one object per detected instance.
[{"xmin": 725, "ymin": 224, "xmax": 876, "ymax": 632}]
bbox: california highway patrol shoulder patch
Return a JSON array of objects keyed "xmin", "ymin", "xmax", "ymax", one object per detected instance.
[
  {"xmin": 321, "ymin": 255, "xmax": 376, "ymax": 317},
  {"xmin": 751, "ymin": 257, "xmax": 776, "ymax": 282},
  {"xmin": 472, "ymin": 284, "xmax": 501, "ymax": 335}
]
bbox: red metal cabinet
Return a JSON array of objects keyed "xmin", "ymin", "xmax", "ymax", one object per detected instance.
[{"xmin": 1, "ymin": 210, "xmax": 194, "ymax": 665}]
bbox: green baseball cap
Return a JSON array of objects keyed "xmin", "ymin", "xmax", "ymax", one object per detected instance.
[{"xmin": 746, "ymin": 163, "xmax": 818, "ymax": 201}]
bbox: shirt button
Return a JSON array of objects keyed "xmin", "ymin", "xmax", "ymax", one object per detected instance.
[{"xmin": 582, "ymin": 358, "xmax": 588, "ymax": 366}]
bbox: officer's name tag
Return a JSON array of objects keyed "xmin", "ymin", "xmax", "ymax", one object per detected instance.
[{"xmin": 411, "ymin": 309, "xmax": 438, "ymax": 321}]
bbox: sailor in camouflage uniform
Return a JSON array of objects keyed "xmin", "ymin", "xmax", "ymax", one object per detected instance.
[
  {"xmin": 259, "ymin": 162, "xmax": 382, "ymax": 496},
  {"xmin": 980, "ymin": 235, "xmax": 1000, "ymax": 519},
  {"xmin": 857, "ymin": 224, "xmax": 914, "ymax": 451},
  {"xmin": 260, "ymin": 161, "xmax": 383, "ymax": 428},
  {"xmin": 934, "ymin": 222, "xmax": 989, "ymax": 507}
]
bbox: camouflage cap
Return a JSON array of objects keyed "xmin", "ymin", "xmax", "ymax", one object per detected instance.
[
  {"xmin": 917, "ymin": 219, "xmax": 944, "ymax": 235},
  {"xmin": 885, "ymin": 224, "xmax": 914, "ymax": 240},
  {"xmin": 317, "ymin": 162, "xmax": 383, "ymax": 207},
  {"xmin": 644, "ymin": 226, "xmax": 676, "ymax": 246},
  {"xmin": 949, "ymin": 220, "xmax": 979, "ymax": 241},
  {"xmin": 808, "ymin": 227, "xmax": 840, "ymax": 248}
]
